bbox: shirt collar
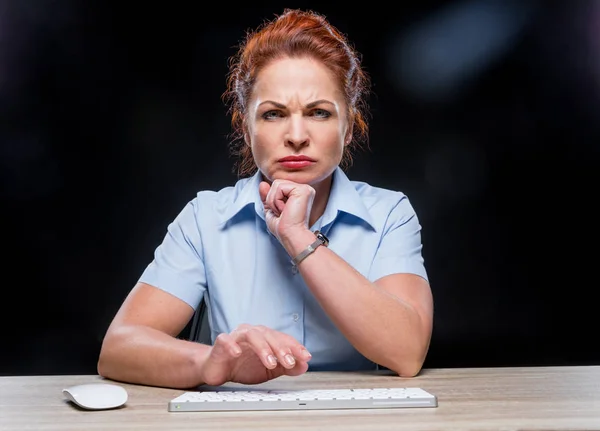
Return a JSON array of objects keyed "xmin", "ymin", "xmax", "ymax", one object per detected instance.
[
  {"xmin": 218, "ymin": 167, "xmax": 376, "ymax": 231},
  {"xmin": 218, "ymin": 169, "xmax": 265, "ymax": 227},
  {"xmin": 318, "ymin": 167, "xmax": 376, "ymax": 232}
]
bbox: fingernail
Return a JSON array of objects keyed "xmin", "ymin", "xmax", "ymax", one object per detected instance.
[
  {"xmin": 302, "ymin": 349, "xmax": 312, "ymax": 359},
  {"xmin": 285, "ymin": 354, "xmax": 295, "ymax": 366},
  {"xmin": 267, "ymin": 355, "xmax": 278, "ymax": 366}
]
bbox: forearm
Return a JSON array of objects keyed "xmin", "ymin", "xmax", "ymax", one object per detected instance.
[
  {"xmin": 97, "ymin": 324, "xmax": 210, "ymax": 389},
  {"xmin": 283, "ymin": 230, "xmax": 429, "ymax": 376}
]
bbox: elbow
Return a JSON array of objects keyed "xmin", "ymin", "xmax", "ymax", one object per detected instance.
[
  {"xmin": 96, "ymin": 336, "xmax": 113, "ymax": 378},
  {"xmin": 388, "ymin": 358, "xmax": 424, "ymax": 378},
  {"xmin": 387, "ymin": 341, "xmax": 431, "ymax": 378},
  {"xmin": 97, "ymin": 339, "xmax": 113, "ymax": 378},
  {"xmin": 97, "ymin": 357, "xmax": 108, "ymax": 378},
  {"xmin": 96, "ymin": 325, "xmax": 127, "ymax": 378},
  {"xmin": 397, "ymin": 364, "xmax": 424, "ymax": 378}
]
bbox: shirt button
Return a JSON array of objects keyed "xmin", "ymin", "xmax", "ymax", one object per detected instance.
[{"xmin": 292, "ymin": 313, "xmax": 300, "ymax": 322}]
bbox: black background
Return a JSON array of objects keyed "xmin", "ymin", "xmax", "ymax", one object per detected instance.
[{"xmin": 2, "ymin": 0, "xmax": 599, "ymax": 375}]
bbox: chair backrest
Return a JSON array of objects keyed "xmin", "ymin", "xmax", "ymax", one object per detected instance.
[{"xmin": 188, "ymin": 300, "xmax": 212, "ymax": 345}]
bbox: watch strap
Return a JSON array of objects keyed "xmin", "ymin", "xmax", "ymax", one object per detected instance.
[{"xmin": 291, "ymin": 230, "xmax": 329, "ymax": 273}]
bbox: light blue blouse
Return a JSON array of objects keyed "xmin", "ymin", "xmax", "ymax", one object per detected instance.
[{"xmin": 139, "ymin": 167, "xmax": 428, "ymax": 371}]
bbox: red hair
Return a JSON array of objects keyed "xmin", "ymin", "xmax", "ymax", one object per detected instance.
[{"xmin": 222, "ymin": 9, "xmax": 371, "ymax": 177}]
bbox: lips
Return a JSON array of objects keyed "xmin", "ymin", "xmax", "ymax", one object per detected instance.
[
  {"xmin": 278, "ymin": 155, "xmax": 316, "ymax": 169},
  {"xmin": 278, "ymin": 155, "xmax": 316, "ymax": 162}
]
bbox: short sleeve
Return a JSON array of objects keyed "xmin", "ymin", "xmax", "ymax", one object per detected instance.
[
  {"xmin": 138, "ymin": 199, "xmax": 207, "ymax": 310},
  {"xmin": 368, "ymin": 195, "xmax": 428, "ymax": 282}
]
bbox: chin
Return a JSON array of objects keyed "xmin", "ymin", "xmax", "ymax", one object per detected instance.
[{"xmin": 270, "ymin": 168, "xmax": 330, "ymax": 185}]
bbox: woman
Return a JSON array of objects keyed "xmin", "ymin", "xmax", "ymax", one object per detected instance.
[{"xmin": 98, "ymin": 8, "xmax": 433, "ymax": 389}]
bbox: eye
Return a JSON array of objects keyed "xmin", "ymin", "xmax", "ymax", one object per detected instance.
[
  {"xmin": 261, "ymin": 110, "xmax": 283, "ymax": 120},
  {"xmin": 311, "ymin": 109, "xmax": 331, "ymax": 119}
]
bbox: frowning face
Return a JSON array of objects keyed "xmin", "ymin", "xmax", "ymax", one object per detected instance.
[{"xmin": 245, "ymin": 56, "xmax": 351, "ymax": 186}]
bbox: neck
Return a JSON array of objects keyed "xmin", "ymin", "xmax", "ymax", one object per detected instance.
[{"xmin": 308, "ymin": 173, "xmax": 333, "ymax": 228}]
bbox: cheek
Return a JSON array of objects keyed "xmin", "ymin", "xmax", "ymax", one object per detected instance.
[
  {"xmin": 249, "ymin": 130, "xmax": 272, "ymax": 160},
  {"xmin": 318, "ymin": 127, "xmax": 345, "ymax": 154}
]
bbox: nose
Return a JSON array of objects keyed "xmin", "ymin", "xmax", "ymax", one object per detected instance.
[{"xmin": 285, "ymin": 115, "xmax": 309, "ymax": 150}]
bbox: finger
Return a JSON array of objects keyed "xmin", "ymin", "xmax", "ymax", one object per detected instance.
[
  {"xmin": 258, "ymin": 181, "xmax": 270, "ymax": 203},
  {"xmin": 286, "ymin": 184, "xmax": 315, "ymax": 224},
  {"xmin": 283, "ymin": 359, "xmax": 310, "ymax": 377},
  {"xmin": 263, "ymin": 332, "xmax": 311, "ymax": 370},
  {"xmin": 263, "ymin": 181, "xmax": 279, "ymax": 216},
  {"xmin": 274, "ymin": 190, "xmax": 287, "ymax": 215},
  {"xmin": 289, "ymin": 344, "xmax": 312, "ymax": 363},
  {"xmin": 265, "ymin": 181, "xmax": 284, "ymax": 216},
  {"xmin": 264, "ymin": 209, "xmax": 279, "ymax": 230},
  {"xmin": 268, "ymin": 181, "xmax": 292, "ymax": 215},
  {"xmin": 212, "ymin": 333, "xmax": 242, "ymax": 361},
  {"xmin": 235, "ymin": 327, "xmax": 279, "ymax": 369},
  {"xmin": 264, "ymin": 331, "xmax": 304, "ymax": 369},
  {"xmin": 285, "ymin": 341, "xmax": 312, "ymax": 366}
]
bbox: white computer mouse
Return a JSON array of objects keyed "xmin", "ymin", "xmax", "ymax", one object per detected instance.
[{"xmin": 63, "ymin": 383, "xmax": 128, "ymax": 410}]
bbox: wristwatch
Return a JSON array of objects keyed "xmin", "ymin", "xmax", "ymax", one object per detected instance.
[{"xmin": 291, "ymin": 230, "xmax": 329, "ymax": 274}]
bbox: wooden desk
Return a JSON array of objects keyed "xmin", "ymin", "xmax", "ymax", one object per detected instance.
[{"xmin": 1, "ymin": 366, "xmax": 599, "ymax": 430}]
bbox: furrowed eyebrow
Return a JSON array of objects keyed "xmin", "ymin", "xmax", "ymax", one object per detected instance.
[
  {"xmin": 258, "ymin": 99, "xmax": 335, "ymax": 109},
  {"xmin": 306, "ymin": 99, "xmax": 335, "ymax": 109}
]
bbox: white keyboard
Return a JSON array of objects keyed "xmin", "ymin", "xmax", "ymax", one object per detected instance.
[{"xmin": 168, "ymin": 387, "xmax": 437, "ymax": 412}]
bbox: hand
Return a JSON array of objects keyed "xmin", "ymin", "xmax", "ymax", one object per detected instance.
[
  {"xmin": 200, "ymin": 324, "xmax": 312, "ymax": 386},
  {"xmin": 259, "ymin": 179, "xmax": 315, "ymax": 242}
]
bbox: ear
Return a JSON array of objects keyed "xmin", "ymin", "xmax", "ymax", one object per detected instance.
[
  {"xmin": 344, "ymin": 123, "xmax": 354, "ymax": 146},
  {"xmin": 243, "ymin": 122, "xmax": 252, "ymax": 147},
  {"xmin": 240, "ymin": 116, "xmax": 251, "ymax": 146}
]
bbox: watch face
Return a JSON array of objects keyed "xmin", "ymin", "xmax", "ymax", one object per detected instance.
[{"xmin": 315, "ymin": 231, "xmax": 329, "ymax": 246}]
